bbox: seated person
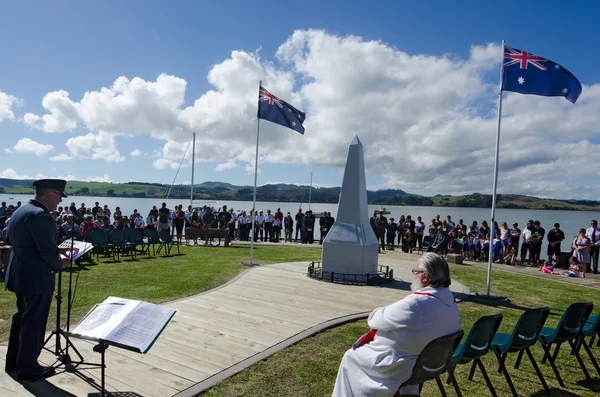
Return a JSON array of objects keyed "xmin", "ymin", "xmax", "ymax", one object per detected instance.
[
  {"xmin": 427, "ymin": 226, "xmax": 449, "ymax": 254},
  {"xmin": 503, "ymin": 248, "xmax": 517, "ymax": 265},
  {"xmin": 332, "ymin": 253, "xmax": 460, "ymax": 396},
  {"xmin": 563, "ymin": 256, "xmax": 583, "ymax": 278}
]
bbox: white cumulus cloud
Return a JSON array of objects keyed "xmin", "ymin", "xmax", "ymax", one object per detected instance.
[
  {"xmin": 215, "ymin": 160, "xmax": 237, "ymax": 172},
  {"xmin": 12, "ymin": 138, "xmax": 54, "ymax": 156},
  {"xmin": 0, "ymin": 90, "xmax": 20, "ymax": 121},
  {"xmin": 130, "ymin": 148, "xmax": 143, "ymax": 157},
  {"xmin": 20, "ymin": 30, "xmax": 600, "ymax": 198}
]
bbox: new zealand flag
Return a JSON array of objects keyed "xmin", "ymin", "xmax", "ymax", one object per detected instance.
[
  {"xmin": 257, "ymin": 86, "xmax": 306, "ymax": 135},
  {"xmin": 501, "ymin": 45, "xmax": 582, "ymax": 103}
]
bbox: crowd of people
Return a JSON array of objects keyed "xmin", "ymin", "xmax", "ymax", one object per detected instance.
[
  {"xmin": 0, "ymin": 200, "xmax": 336, "ymax": 249},
  {"xmin": 369, "ymin": 211, "xmax": 600, "ymax": 277},
  {"xmin": 3, "ymin": 201, "xmax": 600, "ymax": 278}
]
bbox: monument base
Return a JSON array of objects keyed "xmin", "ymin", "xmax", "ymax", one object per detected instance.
[{"xmin": 307, "ymin": 261, "xmax": 393, "ymax": 285}]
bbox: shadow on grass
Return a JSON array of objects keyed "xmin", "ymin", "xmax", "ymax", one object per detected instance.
[
  {"xmin": 576, "ymin": 377, "xmax": 600, "ymax": 392},
  {"xmin": 530, "ymin": 388, "xmax": 581, "ymax": 396},
  {"xmin": 464, "ymin": 295, "xmax": 535, "ymax": 312}
]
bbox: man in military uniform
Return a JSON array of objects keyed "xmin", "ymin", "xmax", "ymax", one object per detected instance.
[{"xmin": 4, "ymin": 179, "xmax": 71, "ymax": 380}]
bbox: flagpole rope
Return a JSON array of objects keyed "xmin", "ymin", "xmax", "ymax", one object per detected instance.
[{"xmin": 249, "ymin": 80, "xmax": 262, "ymax": 266}]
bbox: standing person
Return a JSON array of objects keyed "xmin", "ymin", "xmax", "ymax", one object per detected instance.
[
  {"xmin": 284, "ymin": 213, "xmax": 294, "ymax": 243},
  {"xmin": 174, "ymin": 207, "xmax": 186, "ymax": 245},
  {"xmin": 304, "ymin": 210, "xmax": 315, "ymax": 244},
  {"xmin": 274, "ymin": 208, "xmax": 284, "ymax": 241},
  {"xmin": 520, "ymin": 220, "xmax": 533, "ymax": 263},
  {"xmin": 228, "ymin": 209, "xmax": 237, "ymax": 241},
  {"xmin": 272, "ymin": 215, "xmax": 282, "ymax": 243},
  {"xmin": 386, "ymin": 218, "xmax": 397, "ymax": 251},
  {"xmin": 4, "ymin": 179, "xmax": 72, "ymax": 380},
  {"xmin": 573, "ymin": 228, "xmax": 591, "ymax": 278},
  {"xmin": 586, "ymin": 220, "xmax": 600, "ymax": 274},
  {"xmin": 157, "ymin": 203, "xmax": 170, "ymax": 234},
  {"xmin": 294, "ymin": 209, "xmax": 304, "ymax": 242},
  {"xmin": 529, "ymin": 221, "xmax": 545, "ymax": 263},
  {"xmin": 321, "ymin": 212, "xmax": 333, "ymax": 242},
  {"xmin": 509, "ymin": 222, "xmax": 521, "ymax": 258},
  {"xmin": 546, "ymin": 223, "xmax": 565, "ymax": 263},
  {"xmin": 255, "ymin": 210, "xmax": 265, "ymax": 242},
  {"xmin": 414, "ymin": 216, "xmax": 425, "ymax": 250},
  {"xmin": 264, "ymin": 210, "xmax": 274, "ymax": 242},
  {"xmin": 332, "ymin": 253, "xmax": 459, "ymax": 397},
  {"xmin": 375, "ymin": 211, "xmax": 387, "ymax": 253}
]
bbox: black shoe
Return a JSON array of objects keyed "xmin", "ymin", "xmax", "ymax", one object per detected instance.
[
  {"xmin": 16, "ymin": 366, "xmax": 55, "ymax": 381},
  {"xmin": 594, "ymin": 270, "xmax": 599, "ymax": 274}
]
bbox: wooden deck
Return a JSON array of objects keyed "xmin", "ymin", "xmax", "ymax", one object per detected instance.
[{"xmin": 0, "ymin": 258, "xmax": 469, "ymax": 397}]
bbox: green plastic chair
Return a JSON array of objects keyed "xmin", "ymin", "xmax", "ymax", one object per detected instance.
[
  {"xmin": 491, "ymin": 307, "xmax": 550, "ymax": 397},
  {"xmin": 110, "ymin": 229, "xmax": 135, "ymax": 260},
  {"xmin": 393, "ymin": 330, "xmax": 463, "ymax": 397},
  {"xmin": 88, "ymin": 229, "xmax": 114, "ymax": 261},
  {"xmin": 538, "ymin": 302, "xmax": 594, "ymax": 387},
  {"xmin": 447, "ymin": 314, "xmax": 503, "ymax": 397},
  {"xmin": 577, "ymin": 313, "xmax": 600, "ymax": 376},
  {"xmin": 126, "ymin": 228, "xmax": 149, "ymax": 257},
  {"xmin": 158, "ymin": 229, "xmax": 179, "ymax": 255},
  {"xmin": 146, "ymin": 228, "xmax": 160, "ymax": 256}
]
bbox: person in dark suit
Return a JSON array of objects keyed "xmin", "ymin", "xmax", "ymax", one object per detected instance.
[{"xmin": 4, "ymin": 179, "xmax": 71, "ymax": 380}]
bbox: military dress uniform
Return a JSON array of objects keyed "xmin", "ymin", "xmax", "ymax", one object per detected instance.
[{"xmin": 4, "ymin": 180, "xmax": 67, "ymax": 379}]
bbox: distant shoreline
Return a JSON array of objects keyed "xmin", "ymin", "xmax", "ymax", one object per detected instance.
[{"xmin": 1, "ymin": 179, "xmax": 598, "ymax": 211}]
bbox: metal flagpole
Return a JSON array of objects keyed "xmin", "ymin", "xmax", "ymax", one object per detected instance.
[
  {"xmin": 308, "ymin": 171, "xmax": 313, "ymax": 210},
  {"xmin": 190, "ymin": 132, "xmax": 195, "ymax": 207},
  {"xmin": 247, "ymin": 80, "xmax": 262, "ymax": 266},
  {"xmin": 482, "ymin": 40, "xmax": 507, "ymax": 300}
]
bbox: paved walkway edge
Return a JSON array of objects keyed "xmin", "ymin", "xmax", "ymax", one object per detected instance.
[{"xmin": 173, "ymin": 311, "xmax": 371, "ymax": 397}]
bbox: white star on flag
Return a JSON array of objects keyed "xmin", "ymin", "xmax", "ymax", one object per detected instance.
[
  {"xmin": 292, "ymin": 121, "xmax": 296, "ymax": 126},
  {"xmin": 288, "ymin": 108, "xmax": 292, "ymax": 112},
  {"xmin": 298, "ymin": 114, "xmax": 302, "ymax": 119},
  {"xmin": 555, "ymin": 65, "xmax": 560, "ymax": 69},
  {"xmin": 563, "ymin": 88, "xmax": 568, "ymax": 94},
  {"xmin": 517, "ymin": 76, "xmax": 525, "ymax": 85}
]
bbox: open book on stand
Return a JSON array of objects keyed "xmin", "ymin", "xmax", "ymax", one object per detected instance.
[
  {"xmin": 69, "ymin": 296, "xmax": 177, "ymax": 354},
  {"xmin": 58, "ymin": 240, "xmax": 94, "ymax": 261}
]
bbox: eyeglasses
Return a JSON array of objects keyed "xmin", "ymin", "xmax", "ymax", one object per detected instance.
[
  {"xmin": 411, "ymin": 269, "xmax": 425, "ymax": 274},
  {"xmin": 49, "ymin": 190, "xmax": 62, "ymax": 197}
]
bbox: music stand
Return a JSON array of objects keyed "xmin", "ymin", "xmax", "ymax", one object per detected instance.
[{"xmin": 42, "ymin": 232, "xmax": 105, "ymax": 393}]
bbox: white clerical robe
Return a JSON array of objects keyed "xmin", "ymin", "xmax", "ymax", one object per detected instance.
[{"xmin": 332, "ymin": 286, "xmax": 460, "ymax": 397}]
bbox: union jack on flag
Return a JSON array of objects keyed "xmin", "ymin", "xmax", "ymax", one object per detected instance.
[
  {"xmin": 501, "ymin": 44, "xmax": 582, "ymax": 103},
  {"xmin": 257, "ymin": 85, "xmax": 306, "ymax": 135}
]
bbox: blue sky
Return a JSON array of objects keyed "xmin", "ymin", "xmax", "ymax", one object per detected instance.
[{"xmin": 1, "ymin": 1, "xmax": 599, "ymax": 198}]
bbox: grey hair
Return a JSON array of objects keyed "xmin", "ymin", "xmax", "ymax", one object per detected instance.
[{"xmin": 417, "ymin": 253, "xmax": 452, "ymax": 288}]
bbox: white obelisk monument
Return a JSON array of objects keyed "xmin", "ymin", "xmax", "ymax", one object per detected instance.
[{"xmin": 322, "ymin": 136, "xmax": 379, "ymax": 281}]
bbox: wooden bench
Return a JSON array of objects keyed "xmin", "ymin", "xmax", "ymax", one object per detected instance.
[{"xmin": 185, "ymin": 227, "xmax": 230, "ymax": 247}]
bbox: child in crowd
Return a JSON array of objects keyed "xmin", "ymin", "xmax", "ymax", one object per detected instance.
[
  {"xmin": 462, "ymin": 235, "xmax": 470, "ymax": 259},
  {"xmin": 492, "ymin": 232, "xmax": 503, "ymax": 263},
  {"xmin": 563, "ymin": 256, "xmax": 583, "ymax": 278},
  {"xmin": 472, "ymin": 233, "xmax": 481, "ymax": 260},
  {"xmin": 540, "ymin": 260, "xmax": 556, "ymax": 274},
  {"xmin": 504, "ymin": 248, "xmax": 517, "ymax": 266}
]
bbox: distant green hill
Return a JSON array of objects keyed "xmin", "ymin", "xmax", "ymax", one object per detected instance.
[{"xmin": 1, "ymin": 178, "xmax": 598, "ymax": 211}]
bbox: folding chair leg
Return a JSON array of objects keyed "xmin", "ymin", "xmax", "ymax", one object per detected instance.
[
  {"xmin": 434, "ymin": 376, "xmax": 448, "ymax": 397},
  {"xmin": 544, "ymin": 346, "xmax": 565, "ymax": 387},
  {"xmin": 497, "ymin": 353, "xmax": 507, "ymax": 373},
  {"xmin": 514, "ymin": 350, "xmax": 524, "ymax": 369},
  {"xmin": 569, "ymin": 339, "xmax": 592, "ymax": 380},
  {"xmin": 525, "ymin": 347, "xmax": 549, "ymax": 391},
  {"xmin": 468, "ymin": 360, "xmax": 477, "ymax": 380},
  {"xmin": 447, "ymin": 368, "xmax": 463, "ymax": 397},
  {"xmin": 542, "ymin": 343, "xmax": 551, "ymax": 364},
  {"xmin": 551, "ymin": 342, "xmax": 561, "ymax": 362},
  {"xmin": 581, "ymin": 338, "xmax": 600, "ymax": 375},
  {"xmin": 476, "ymin": 358, "xmax": 497, "ymax": 397},
  {"xmin": 590, "ymin": 335, "xmax": 597, "ymax": 346},
  {"xmin": 495, "ymin": 354, "xmax": 519, "ymax": 397}
]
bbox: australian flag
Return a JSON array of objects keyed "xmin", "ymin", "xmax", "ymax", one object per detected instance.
[
  {"xmin": 257, "ymin": 86, "xmax": 306, "ymax": 135},
  {"xmin": 501, "ymin": 45, "xmax": 582, "ymax": 103}
]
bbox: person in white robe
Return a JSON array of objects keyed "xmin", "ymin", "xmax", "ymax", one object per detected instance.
[{"xmin": 332, "ymin": 253, "xmax": 460, "ymax": 397}]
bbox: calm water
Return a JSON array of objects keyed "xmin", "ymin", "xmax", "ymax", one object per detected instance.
[{"xmin": 2, "ymin": 193, "xmax": 597, "ymax": 251}]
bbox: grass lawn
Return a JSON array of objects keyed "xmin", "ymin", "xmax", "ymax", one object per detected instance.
[
  {"xmin": 0, "ymin": 245, "xmax": 322, "ymax": 343},
  {"xmin": 202, "ymin": 263, "xmax": 600, "ymax": 397}
]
